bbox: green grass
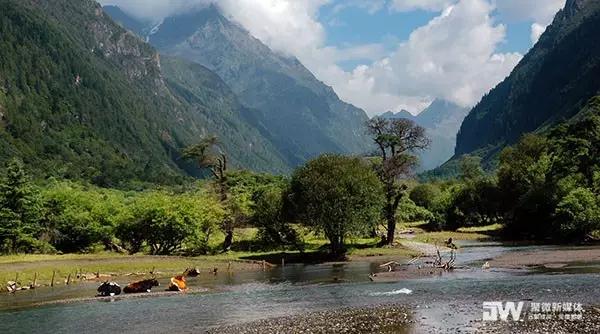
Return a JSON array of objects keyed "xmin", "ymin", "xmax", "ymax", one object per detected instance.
[
  {"xmin": 457, "ymin": 224, "xmax": 503, "ymax": 233},
  {"xmin": 0, "ymin": 223, "xmax": 505, "ymax": 289},
  {"xmin": 412, "ymin": 224, "xmax": 502, "ymax": 245},
  {"xmin": 0, "ymin": 252, "xmax": 269, "ymax": 288}
]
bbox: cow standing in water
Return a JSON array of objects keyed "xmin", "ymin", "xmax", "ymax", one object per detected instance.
[{"xmin": 123, "ymin": 278, "xmax": 159, "ymax": 293}]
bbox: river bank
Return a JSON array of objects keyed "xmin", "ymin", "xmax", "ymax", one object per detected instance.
[
  {"xmin": 208, "ymin": 305, "xmax": 413, "ymax": 334},
  {"xmin": 1, "ymin": 241, "xmax": 599, "ymax": 333}
]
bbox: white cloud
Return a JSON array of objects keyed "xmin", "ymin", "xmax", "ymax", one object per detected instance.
[
  {"xmin": 332, "ymin": 0, "xmax": 522, "ymax": 114},
  {"xmin": 100, "ymin": 0, "xmax": 212, "ymax": 21},
  {"xmin": 531, "ymin": 23, "xmax": 547, "ymax": 43},
  {"xmin": 494, "ymin": 0, "xmax": 566, "ymax": 45},
  {"xmin": 100, "ymin": 0, "xmax": 525, "ymax": 116},
  {"xmin": 390, "ymin": 0, "xmax": 455, "ymax": 12}
]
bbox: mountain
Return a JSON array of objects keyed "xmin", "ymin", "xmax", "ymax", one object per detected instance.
[
  {"xmin": 380, "ymin": 110, "xmax": 415, "ymax": 121},
  {"xmin": 455, "ymin": 0, "xmax": 600, "ymax": 165},
  {"xmin": 381, "ymin": 100, "xmax": 468, "ymax": 171},
  {"xmin": 105, "ymin": 5, "xmax": 371, "ymax": 167},
  {"xmin": 0, "ymin": 0, "xmax": 289, "ymax": 186}
]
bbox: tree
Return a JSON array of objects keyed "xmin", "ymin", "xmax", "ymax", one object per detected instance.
[
  {"xmin": 366, "ymin": 118, "xmax": 429, "ymax": 245},
  {"xmin": 497, "ymin": 134, "xmax": 554, "ymax": 238},
  {"xmin": 182, "ymin": 136, "xmax": 234, "ymax": 251},
  {"xmin": 459, "ymin": 155, "xmax": 485, "ymax": 181},
  {"xmin": 409, "ymin": 183, "xmax": 441, "ymax": 210},
  {"xmin": 252, "ymin": 185, "xmax": 299, "ymax": 249},
  {"xmin": 555, "ymin": 187, "xmax": 600, "ymax": 240},
  {"xmin": 0, "ymin": 158, "xmax": 43, "ymax": 253},
  {"xmin": 289, "ymin": 155, "xmax": 383, "ymax": 256}
]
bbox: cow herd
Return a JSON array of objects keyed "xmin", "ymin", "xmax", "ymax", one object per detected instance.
[{"xmin": 96, "ymin": 268, "xmax": 201, "ymax": 297}]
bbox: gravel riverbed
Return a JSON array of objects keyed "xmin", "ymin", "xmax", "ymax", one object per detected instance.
[{"xmin": 206, "ymin": 305, "xmax": 413, "ymax": 334}]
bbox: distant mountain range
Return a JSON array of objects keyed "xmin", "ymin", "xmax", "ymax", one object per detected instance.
[
  {"xmin": 104, "ymin": 4, "xmax": 371, "ymax": 168},
  {"xmin": 0, "ymin": 0, "xmax": 372, "ymax": 185},
  {"xmin": 381, "ymin": 100, "xmax": 468, "ymax": 171},
  {"xmin": 454, "ymin": 0, "xmax": 600, "ymax": 167}
]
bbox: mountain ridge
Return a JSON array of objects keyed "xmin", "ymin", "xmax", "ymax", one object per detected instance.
[
  {"xmin": 106, "ymin": 5, "xmax": 372, "ymax": 167},
  {"xmin": 0, "ymin": 0, "xmax": 290, "ymax": 186},
  {"xmin": 454, "ymin": 0, "xmax": 600, "ymax": 164}
]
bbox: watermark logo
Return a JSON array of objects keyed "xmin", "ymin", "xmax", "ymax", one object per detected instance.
[
  {"xmin": 483, "ymin": 301, "xmax": 584, "ymax": 322},
  {"xmin": 483, "ymin": 301, "xmax": 524, "ymax": 321}
]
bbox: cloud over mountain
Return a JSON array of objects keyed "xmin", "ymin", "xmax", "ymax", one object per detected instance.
[{"xmin": 100, "ymin": 0, "xmax": 562, "ymax": 116}]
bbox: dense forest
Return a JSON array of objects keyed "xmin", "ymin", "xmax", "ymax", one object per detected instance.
[
  {"xmin": 0, "ymin": 0, "xmax": 302, "ymax": 187},
  {"xmin": 3, "ymin": 100, "xmax": 600, "ymax": 255}
]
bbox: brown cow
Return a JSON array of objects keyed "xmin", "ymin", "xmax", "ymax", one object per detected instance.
[
  {"xmin": 123, "ymin": 278, "xmax": 159, "ymax": 293},
  {"xmin": 168, "ymin": 275, "xmax": 187, "ymax": 292}
]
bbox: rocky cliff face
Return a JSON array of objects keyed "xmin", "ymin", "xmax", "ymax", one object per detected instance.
[
  {"xmin": 454, "ymin": 0, "xmax": 600, "ymax": 165},
  {"xmin": 107, "ymin": 5, "xmax": 372, "ymax": 167}
]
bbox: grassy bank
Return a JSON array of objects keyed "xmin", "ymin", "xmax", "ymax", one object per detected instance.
[{"xmin": 0, "ymin": 223, "xmax": 502, "ymax": 289}]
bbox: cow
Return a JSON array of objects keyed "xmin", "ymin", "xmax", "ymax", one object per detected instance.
[
  {"xmin": 168, "ymin": 275, "xmax": 187, "ymax": 292},
  {"xmin": 123, "ymin": 278, "xmax": 159, "ymax": 293},
  {"xmin": 183, "ymin": 267, "xmax": 200, "ymax": 277},
  {"xmin": 97, "ymin": 282, "xmax": 121, "ymax": 297}
]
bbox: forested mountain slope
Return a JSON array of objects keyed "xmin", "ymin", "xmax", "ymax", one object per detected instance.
[
  {"xmin": 0, "ymin": 0, "xmax": 288, "ymax": 186},
  {"xmin": 455, "ymin": 0, "xmax": 600, "ymax": 164}
]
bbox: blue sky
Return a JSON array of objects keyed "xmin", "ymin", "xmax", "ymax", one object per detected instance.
[
  {"xmin": 318, "ymin": 3, "xmax": 541, "ymax": 71},
  {"xmin": 102, "ymin": 0, "xmax": 566, "ymax": 115}
]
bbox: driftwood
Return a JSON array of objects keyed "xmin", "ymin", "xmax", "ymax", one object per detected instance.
[
  {"xmin": 369, "ymin": 267, "xmax": 445, "ymax": 282},
  {"xmin": 369, "ymin": 245, "xmax": 456, "ymax": 282}
]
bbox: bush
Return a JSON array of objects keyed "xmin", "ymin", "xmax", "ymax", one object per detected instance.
[
  {"xmin": 396, "ymin": 198, "xmax": 434, "ymax": 223},
  {"xmin": 40, "ymin": 182, "xmax": 127, "ymax": 253},
  {"xmin": 117, "ymin": 191, "xmax": 224, "ymax": 255},
  {"xmin": 555, "ymin": 187, "xmax": 600, "ymax": 240}
]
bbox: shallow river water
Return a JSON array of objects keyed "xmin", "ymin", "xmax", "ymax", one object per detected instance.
[{"xmin": 1, "ymin": 243, "xmax": 599, "ymax": 333}]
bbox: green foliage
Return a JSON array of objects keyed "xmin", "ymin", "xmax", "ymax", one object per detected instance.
[
  {"xmin": 117, "ymin": 191, "xmax": 224, "ymax": 255},
  {"xmin": 444, "ymin": 177, "xmax": 502, "ymax": 230},
  {"xmin": 252, "ymin": 185, "xmax": 299, "ymax": 249},
  {"xmin": 0, "ymin": 158, "xmax": 44, "ymax": 253},
  {"xmin": 409, "ymin": 183, "xmax": 441, "ymax": 210},
  {"xmin": 40, "ymin": 181, "xmax": 127, "ymax": 252},
  {"xmin": 555, "ymin": 187, "xmax": 600, "ymax": 239},
  {"xmin": 289, "ymin": 155, "xmax": 384, "ymax": 255},
  {"xmin": 456, "ymin": 0, "xmax": 600, "ymax": 164},
  {"xmin": 497, "ymin": 105, "xmax": 600, "ymax": 241},
  {"xmin": 396, "ymin": 198, "xmax": 434, "ymax": 224}
]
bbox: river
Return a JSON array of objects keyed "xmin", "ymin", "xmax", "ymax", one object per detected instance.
[{"xmin": 1, "ymin": 242, "xmax": 599, "ymax": 333}]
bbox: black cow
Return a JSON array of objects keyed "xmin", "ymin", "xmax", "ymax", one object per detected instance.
[{"xmin": 97, "ymin": 282, "xmax": 121, "ymax": 297}]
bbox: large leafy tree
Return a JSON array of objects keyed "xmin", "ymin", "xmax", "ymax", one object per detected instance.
[
  {"xmin": 289, "ymin": 155, "xmax": 383, "ymax": 256},
  {"xmin": 366, "ymin": 118, "xmax": 429, "ymax": 245}
]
